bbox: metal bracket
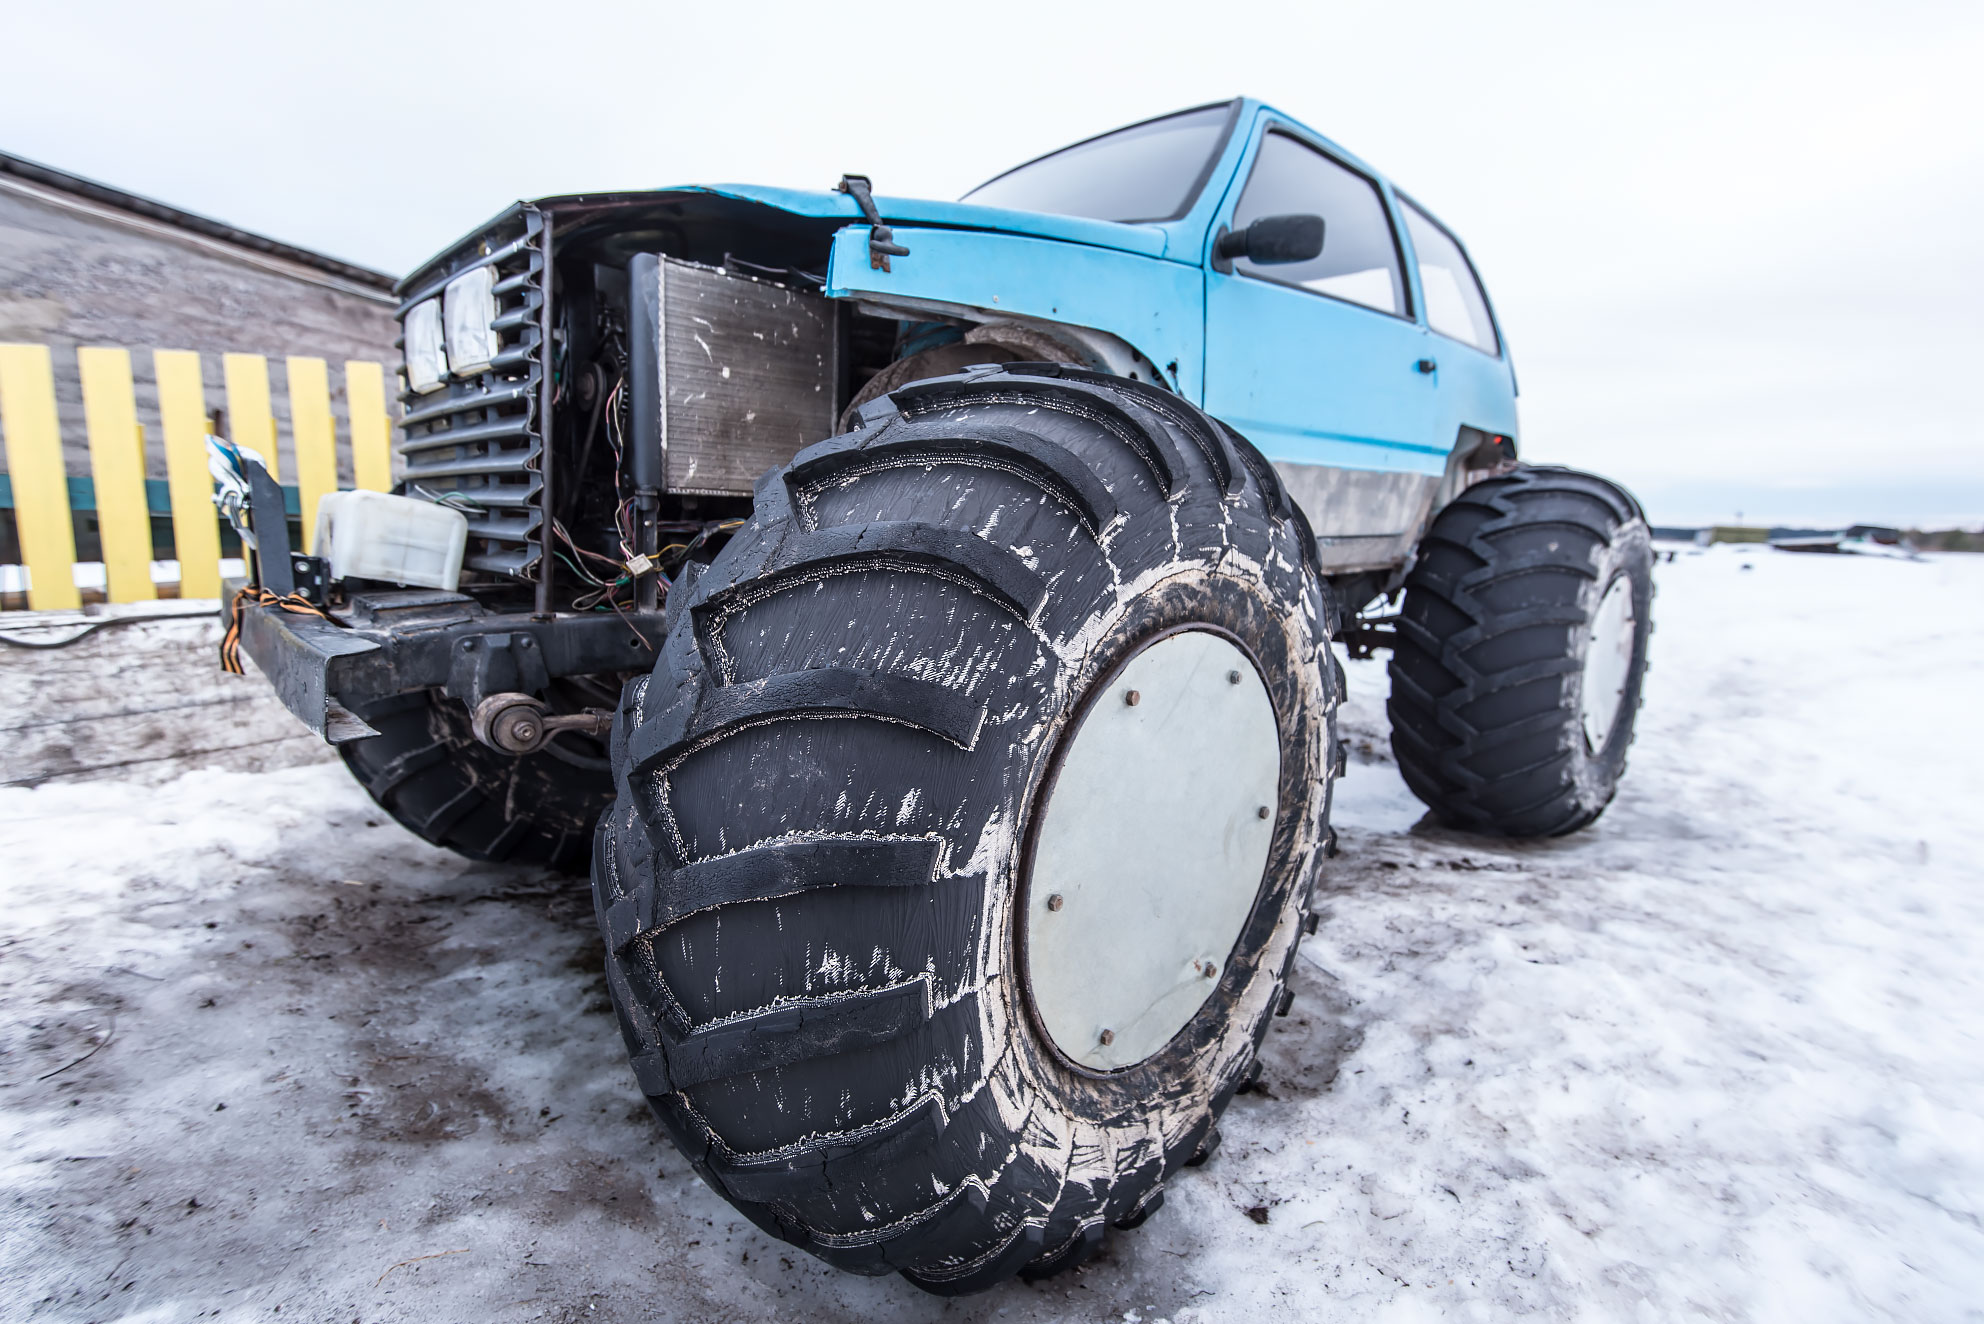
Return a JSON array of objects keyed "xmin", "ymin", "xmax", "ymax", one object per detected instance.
[
  {"xmin": 244, "ymin": 457, "xmax": 294, "ymax": 596},
  {"xmin": 1339, "ymin": 615, "xmax": 1399, "ymax": 660},
  {"xmin": 288, "ymin": 553, "xmax": 330, "ymax": 605},
  {"xmin": 837, "ymin": 174, "xmax": 910, "ymax": 272},
  {"xmin": 445, "ymin": 631, "xmax": 551, "ymax": 710}
]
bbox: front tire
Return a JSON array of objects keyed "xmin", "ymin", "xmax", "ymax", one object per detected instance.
[
  {"xmin": 594, "ymin": 366, "xmax": 1338, "ymax": 1292},
  {"xmin": 1387, "ymin": 465, "xmax": 1653, "ymax": 836}
]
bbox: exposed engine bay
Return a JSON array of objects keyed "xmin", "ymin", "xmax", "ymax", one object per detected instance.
[{"xmin": 389, "ymin": 191, "xmax": 1160, "ymax": 622}]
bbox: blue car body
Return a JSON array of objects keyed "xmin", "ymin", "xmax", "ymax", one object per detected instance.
[
  {"xmin": 400, "ymin": 97, "xmax": 1520, "ymax": 582},
  {"xmin": 603, "ymin": 98, "xmax": 1517, "ymax": 576}
]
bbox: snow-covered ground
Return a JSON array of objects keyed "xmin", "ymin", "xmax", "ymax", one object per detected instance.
[{"xmin": 3, "ymin": 546, "xmax": 1980, "ymax": 1322}]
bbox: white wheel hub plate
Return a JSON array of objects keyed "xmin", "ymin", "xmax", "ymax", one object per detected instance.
[
  {"xmin": 1580, "ymin": 576, "xmax": 1636, "ymax": 751},
  {"xmin": 1024, "ymin": 630, "xmax": 1282, "ymax": 1071}
]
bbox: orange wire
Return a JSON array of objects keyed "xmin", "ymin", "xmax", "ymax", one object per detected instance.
[{"xmin": 219, "ymin": 585, "xmax": 335, "ymax": 675}]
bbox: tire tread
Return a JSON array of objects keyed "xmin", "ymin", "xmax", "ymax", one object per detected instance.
[{"xmin": 1387, "ymin": 465, "xmax": 1650, "ymax": 836}]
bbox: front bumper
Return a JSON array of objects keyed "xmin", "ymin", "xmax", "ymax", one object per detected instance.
[{"xmin": 233, "ymin": 588, "xmax": 663, "ymax": 744}]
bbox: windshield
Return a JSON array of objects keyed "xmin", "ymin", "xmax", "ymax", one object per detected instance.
[{"xmin": 962, "ymin": 103, "xmax": 1234, "ymax": 224}]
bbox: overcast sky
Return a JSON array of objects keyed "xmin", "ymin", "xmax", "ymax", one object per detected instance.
[{"xmin": 4, "ymin": 0, "xmax": 1979, "ymax": 525}]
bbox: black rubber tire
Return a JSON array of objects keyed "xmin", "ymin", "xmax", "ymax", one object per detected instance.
[
  {"xmin": 340, "ymin": 688, "xmax": 613, "ymax": 873},
  {"xmin": 1387, "ymin": 464, "xmax": 1653, "ymax": 837},
  {"xmin": 836, "ymin": 341, "xmax": 1020, "ymax": 432},
  {"xmin": 593, "ymin": 365, "xmax": 1338, "ymax": 1293}
]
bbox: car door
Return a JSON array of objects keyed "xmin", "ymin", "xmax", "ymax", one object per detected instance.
[
  {"xmin": 1394, "ymin": 193, "xmax": 1520, "ymax": 458},
  {"xmin": 1202, "ymin": 128, "xmax": 1444, "ymax": 564}
]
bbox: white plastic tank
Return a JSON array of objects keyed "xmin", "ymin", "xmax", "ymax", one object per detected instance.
[{"xmin": 312, "ymin": 490, "xmax": 469, "ymax": 591}]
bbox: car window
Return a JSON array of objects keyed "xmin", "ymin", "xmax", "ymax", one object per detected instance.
[
  {"xmin": 1400, "ymin": 200, "xmax": 1498, "ymax": 354},
  {"xmin": 1229, "ymin": 133, "xmax": 1404, "ymax": 316},
  {"xmin": 962, "ymin": 104, "xmax": 1232, "ymax": 224}
]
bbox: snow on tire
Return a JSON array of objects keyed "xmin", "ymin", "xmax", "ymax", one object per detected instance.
[
  {"xmin": 1387, "ymin": 464, "xmax": 1654, "ymax": 837},
  {"xmin": 592, "ymin": 365, "xmax": 1339, "ymax": 1293}
]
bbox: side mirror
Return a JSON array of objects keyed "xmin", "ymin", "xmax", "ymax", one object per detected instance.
[{"xmin": 1213, "ymin": 214, "xmax": 1325, "ymax": 271}]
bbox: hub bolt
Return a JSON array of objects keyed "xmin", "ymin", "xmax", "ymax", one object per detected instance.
[
  {"xmin": 1125, "ymin": 690, "xmax": 1141, "ymax": 706},
  {"xmin": 1046, "ymin": 893, "xmax": 1064, "ymax": 912},
  {"xmin": 1099, "ymin": 1029, "xmax": 1115, "ymax": 1046}
]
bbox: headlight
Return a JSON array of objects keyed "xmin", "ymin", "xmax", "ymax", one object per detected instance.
[
  {"xmin": 404, "ymin": 298, "xmax": 447, "ymax": 394},
  {"xmin": 443, "ymin": 266, "xmax": 499, "ymax": 376}
]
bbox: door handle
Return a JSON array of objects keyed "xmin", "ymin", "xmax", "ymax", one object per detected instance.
[{"xmin": 1415, "ymin": 358, "xmax": 1438, "ymax": 374}]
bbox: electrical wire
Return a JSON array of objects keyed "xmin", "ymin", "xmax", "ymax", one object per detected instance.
[
  {"xmin": 219, "ymin": 585, "xmax": 338, "ymax": 674},
  {"xmin": 599, "ymin": 583, "xmax": 652, "ymax": 650},
  {"xmin": 0, "ymin": 611, "xmax": 216, "ymax": 650},
  {"xmin": 411, "ymin": 485, "xmax": 488, "ymax": 516},
  {"xmin": 552, "ymin": 369, "xmax": 737, "ymax": 623},
  {"xmin": 603, "ymin": 377, "xmax": 639, "ymax": 559},
  {"xmin": 551, "ymin": 521, "xmax": 622, "ymax": 587}
]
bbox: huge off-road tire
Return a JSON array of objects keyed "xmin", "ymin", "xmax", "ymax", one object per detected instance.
[
  {"xmin": 1388, "ymin": 465, "xmax": 1652, "ymax": 836},
  {"xmin": 341, "ymin": 688, "xmax": 613, "ymax": 872},
  {"xmin": 593, "ymin": 365, "xmax": 1338, "ymax": 1293}
]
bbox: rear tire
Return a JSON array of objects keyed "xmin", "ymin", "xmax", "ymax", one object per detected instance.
[
  {"xmin": 341, "ymin": 688, "xmax": 612, "ymax": 872},
  {"xmin": 1387, "ymin": 465, "xmax": 1652, "ymax": 836},
  {"xmin": 594, "ymin": 365, "xmax": 1338, "ymax": 1292}
]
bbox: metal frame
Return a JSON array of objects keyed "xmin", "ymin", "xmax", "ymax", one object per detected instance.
[
  {"xmin": 235, "ymin": 589, "xmax": 662, "ymax": 744},
  {"xmin": 534, "ymin": 212, "xmax": 557, "ymax": 617}
]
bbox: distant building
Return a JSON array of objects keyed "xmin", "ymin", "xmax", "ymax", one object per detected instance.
[{"xmin": 0, "ymin": 150, "xmax": 398, "ymax": 481}]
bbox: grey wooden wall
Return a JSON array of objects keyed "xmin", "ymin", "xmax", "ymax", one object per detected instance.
[{"xmin": 0, "ymin": 177, "xmax": 399, "ymax": 484}]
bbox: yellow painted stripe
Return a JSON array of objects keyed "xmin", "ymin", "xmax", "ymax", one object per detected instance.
[
  {"xmin": 78, "ymin": 347, "xmax": 156, "ymax": 603},
  {"xmin": 287, "ymin": 356, "xmax": 335, "ymax": 552},
  {"xmin": 223, "ymin": 352, "xmax": 277, "ymax": 481},
  {"xmin": 345, "ymin": 360, "xmax": 393, "ymax": 492},
  {"xmin": 155, "ymin": 349, "xmax": 222, "ymax": 600},
  {"xmin": 0, "ymin": 343, "xmax": 80, "ymax": 609}
]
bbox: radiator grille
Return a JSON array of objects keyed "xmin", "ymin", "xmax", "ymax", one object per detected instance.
[{"xmin": 394, "ymin": 209, "xmax": 545, "ymax": 579}]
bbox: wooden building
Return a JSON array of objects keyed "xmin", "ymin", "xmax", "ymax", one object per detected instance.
[{"xmin": 0, "ymin": 150, "xmax": 398, "ymax": 482}]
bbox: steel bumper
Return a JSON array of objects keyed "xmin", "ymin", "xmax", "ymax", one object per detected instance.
[{"xmin": 233, "ymin": 589, "xmax": 663, "ymax": 745}]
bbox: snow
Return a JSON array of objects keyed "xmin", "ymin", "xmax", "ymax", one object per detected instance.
[{"xmin": 3, "ymin": 545, "xmax": 1981, "ymax": 1321}]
